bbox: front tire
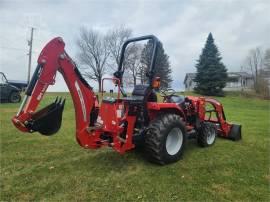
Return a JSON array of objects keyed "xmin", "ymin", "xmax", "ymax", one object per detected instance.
[
  {"xmin": 9, "ymin": 91, "xmax": 21, "ymax": 103},
  {"xmin": 145, "ymin": 114, "xmax": 186, "ymax": 165},
  {"xmin": 197, "ymin": 122, "xmax": 217, "ymax": 147}
]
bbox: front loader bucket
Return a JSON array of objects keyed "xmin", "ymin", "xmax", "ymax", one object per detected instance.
[
  {"xmin": 26, "ymin": 98, "xmax": 65, "ymax": 136},
  {"xmin": 227, "ymin": 124, "xmax": 242, "ymax": 141}
]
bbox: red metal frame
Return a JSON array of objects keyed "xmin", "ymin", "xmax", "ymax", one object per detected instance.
[
  {"xmin": 183, "ymin": 96, "xmax": 232, "ymax": 137},
  {"xmin": 204, "ymin": 98, "xmax": 232, "ymax": 137},
  {"xmin": 12, "ymin": 37, "xmax": 234, "ymax": 155},
  {"xmin": 12, "ymin": 37, "xmax": 137, "ymax": 153}
]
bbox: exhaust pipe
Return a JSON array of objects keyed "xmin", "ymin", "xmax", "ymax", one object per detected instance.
[{"xmin": 25, "ymin": 97, "xmax": 65, "ymax": 135}]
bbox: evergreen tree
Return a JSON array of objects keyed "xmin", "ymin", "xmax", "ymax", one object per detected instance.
[
  {"xmin": 194, "ymin": 33, "xmax": 228, "ymax": 96},
  {"xmin": 140, "ymin": 40, "xmax": 172, "ymax": 88}
]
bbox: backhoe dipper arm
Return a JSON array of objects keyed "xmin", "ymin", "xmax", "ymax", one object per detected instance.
[{"xmin": 12, "ymin": 37, "xmax": 98, "ymax": 148}]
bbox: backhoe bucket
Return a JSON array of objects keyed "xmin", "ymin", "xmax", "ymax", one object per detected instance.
[
  {"xmin": 227, "ymin": 124, "xmax": 242, "ymax": 141},
  {"xmin": 26, "ymin": 97, "xmax": 65, "ymax": 135}
]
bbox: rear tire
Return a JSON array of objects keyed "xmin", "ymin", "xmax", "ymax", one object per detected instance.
[
  {"xmin": 197, "ymin": 122, "xmax": 217, "ymax": 147},
  {"xmin": 145, "ymin": 114, "xmax": 186, "ymax": 165},
  {"xmin": 9, "ymin": 91, "xmax": 21, "ymax": 103}
]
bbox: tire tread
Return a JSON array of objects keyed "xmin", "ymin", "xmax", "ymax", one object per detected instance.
[{"xmin": 145, "ymin": 114, "xmax": 186, "ymax": 165}]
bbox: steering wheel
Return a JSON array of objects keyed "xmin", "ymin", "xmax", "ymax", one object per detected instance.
[{"xmin": 160, "ymin": 88, "xmax": 176, "ymax": 98}]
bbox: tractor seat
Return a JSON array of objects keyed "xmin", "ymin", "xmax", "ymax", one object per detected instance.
[
  {"xmin": 122, "ymin": 85, "xmax": 157, "ymax": 105},
  {"xmin": 132, "ymin": 84, "xmax": 157, "ymax": 102}
]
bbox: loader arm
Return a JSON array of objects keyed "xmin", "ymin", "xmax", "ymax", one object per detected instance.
[
  {"xmin": 12, "ymin": 37, "xmax": 99, "ymax": 148},
  {"xmin": 204, "ymin": 98, "xmax": 241, "ymax": 140}
]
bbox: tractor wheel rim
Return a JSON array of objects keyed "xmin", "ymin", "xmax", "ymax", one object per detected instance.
[
  {"xmin": 166, "ymin": 127, "xmax": 183, "ymax": 155},
  {"xmin": 11, "ymin": 94, "xmax": 20, "ymax": 102},
  {"xmin": 206, "ymin": 127, "xmax": 215, "ymax": 145}
]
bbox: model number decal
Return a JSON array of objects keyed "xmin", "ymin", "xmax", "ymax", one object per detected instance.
[{"xmin": 37, "ymin": 84, "xmax": 48, "ymax": 101}]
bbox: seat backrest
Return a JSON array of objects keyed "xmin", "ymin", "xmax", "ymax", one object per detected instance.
[
  {"xmin": 132, "ymin": 85, "xmax": 157, "ymax": 102},
  {"xmin": 132, "ymin": 85, "xmax": 149, "ymax": 96}
]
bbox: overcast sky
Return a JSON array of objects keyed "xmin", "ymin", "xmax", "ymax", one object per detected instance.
[{"xmin": 1, "ymin": 0, "xmax": 269, "ymax": 91}]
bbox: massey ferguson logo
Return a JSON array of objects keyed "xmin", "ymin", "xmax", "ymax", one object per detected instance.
[{"xmin": 37, "ymin": 85, "xmax": 47, "ymax": 101}]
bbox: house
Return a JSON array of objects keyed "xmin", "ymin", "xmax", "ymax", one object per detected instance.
[{"xmin": 184, "ymin": 72, "xmax": 254, "ymax": 91}]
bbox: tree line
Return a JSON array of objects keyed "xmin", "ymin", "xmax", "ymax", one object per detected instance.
[
  {"xmin": 77, "ymin": 27, "xmax": 269, "ymax": 97},
  {"xmin": 76, "ymin": 26, "xmax": 172, "ymax": 92}
]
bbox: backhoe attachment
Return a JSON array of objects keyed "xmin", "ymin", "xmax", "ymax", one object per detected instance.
[{"xmin": 12, "ymin": 37, "xmax": 97, "ymax": 149}]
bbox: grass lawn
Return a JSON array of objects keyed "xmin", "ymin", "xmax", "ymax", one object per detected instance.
[{"xmin": 1, "ymin": 92, "xmax": 269, "ymax": 201}]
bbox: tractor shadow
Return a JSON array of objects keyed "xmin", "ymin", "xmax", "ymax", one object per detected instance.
[
  {"xmin": 83, "ymin": 138, "xmax": 200, "ymax": 171},
  {"xmin": 89, "ymin": 148, "xmax": 147, "ymax": 169}
]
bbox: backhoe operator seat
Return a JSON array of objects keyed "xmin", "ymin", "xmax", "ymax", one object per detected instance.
[
  {"xmin": 131, "ymin": 84, "xmax": 157, "ymax": 102},
  {"xmin": 121, "ymin": 84, "xmax": 157, "ymax": 106},
  {"xmin": 126, "ymin": 84, "xmax": 157, "ymax": 124}
]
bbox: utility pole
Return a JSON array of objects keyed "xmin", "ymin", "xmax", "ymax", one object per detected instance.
[{"xmin": 27, "ymin": 27, "xmax": 34, "ymax": 84}]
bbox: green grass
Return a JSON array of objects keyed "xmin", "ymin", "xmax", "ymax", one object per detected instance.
[{"xmin": 1, "ymin": 92, "xmax": 269, "ymax": 201}]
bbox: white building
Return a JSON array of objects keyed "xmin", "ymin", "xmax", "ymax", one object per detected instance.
[{"xmin": 184, "ymin": 72, "xmax": 254, "ymax": 91}]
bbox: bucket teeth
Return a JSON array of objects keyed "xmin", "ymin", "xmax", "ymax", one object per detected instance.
[
  {"xmin": 54, "ymin": 97, "xmax": 65, "ymax": 106},
  {"xmin": 61, "ymin": 99, "xmax": 66, "ymax": 106},
  {"xmin": 55, "ymin": 96, "xmax": 59, "ymax": 103},
  {"xmin": 57, "ymin": 97, "xmax": 62, "ymax": 105},
  {"xmin": 55, "ymin": 97, "xmax": 65, "ymax": 107}
]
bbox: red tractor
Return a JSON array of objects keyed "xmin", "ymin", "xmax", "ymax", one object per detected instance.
[{"xmin": 12, "ymin": 35, "xmax": 241, "ymax": 165}]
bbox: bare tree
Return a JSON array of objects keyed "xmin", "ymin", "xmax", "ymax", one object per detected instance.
[
  {"xmin": 126, "ymin": 44, "xmax": 143, "ymax": 86},
  {"xmin": 76, "ymin": 27, "xmax": 110, "ymax": 92},
  {"xmin": 263, "ymin": 49, "xmax": 270, "ymax": 70},
  {"xmin": 106, "ymin": 26, "xmax": 144, "ymax": 87},
  {"xmin": 243, "ymin": 47, "xmax": 270, "ymax": 98},
  {"xmin": 260, "ymin": 49, "xmax": 270, "ymax": 98},
  {"xmin": 245, "ymin": 47, "xmax": 263, "ymax": 92},
  {"xmin": 106, "ymin": 26, "xmax": 132, "ymax": 71}
]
